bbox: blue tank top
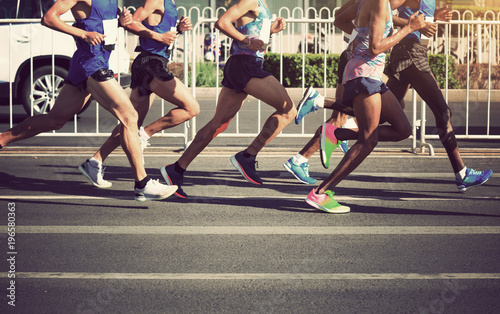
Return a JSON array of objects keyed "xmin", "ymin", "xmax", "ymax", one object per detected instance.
[
  {"xmin": 139, "ymin": 0, "xmax": 178, "ymax": 59},
  {"xmin": 67, "ymin": 0, "xmax": 118, "ymax": 85},
  {"xmin": 230, "ymin": 0, "xmax": 271, "ymax": 59},
  {"xmin": 398, "ymin": 0, "xmax": 435, "ymax": 42},
  {"xmin": 342, "ymin": 0, "xmax": 393, "ymax": 83}
]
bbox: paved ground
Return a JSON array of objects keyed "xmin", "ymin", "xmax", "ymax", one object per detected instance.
[{"xmin": 0, "ymin": 142, "xmax": 499, "ymax": 313}]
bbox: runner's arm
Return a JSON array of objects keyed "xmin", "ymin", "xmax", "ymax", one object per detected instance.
[{"xmin": 42, "ymin": 0, "xmax": 105, "ymax": 46}]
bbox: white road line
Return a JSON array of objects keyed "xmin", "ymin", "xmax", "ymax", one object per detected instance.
[
  {"xmin": 5, "ymin": 226, "xmax": 500, "ymax": 235},
  {"xmin": 2, "ymin": 272, "xmax": 500, "ymax": 280},
  {"xmin": 0, "ymin": 195, "xmax": 498, "ymax": 201},
  {"xmin": 2, "ymin": 155, "xmax": 500, "ymax": 159}
]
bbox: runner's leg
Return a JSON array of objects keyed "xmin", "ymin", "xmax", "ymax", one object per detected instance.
[{"xmin": 0, "ymin": 84, "xmax": 89, "ymax": 146}]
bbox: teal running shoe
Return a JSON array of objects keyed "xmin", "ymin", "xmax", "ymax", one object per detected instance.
[
  {"xmin": 339, "ymin": 140, "xmax": 349, "ymax": 154},
  {"xmin": 295, "ymin": 86, "xmax": 321, "ymax": 124},
  {"xmin": 456, "ymin": 168, "xmax": 493, "ymax": 192},
  {"xmin": 305, "ymin": 189, "xmax": 350, "ymax": 214},
  {"xmin": 283, "ymin": 158, "xmax": 317, "ymax": 184}
]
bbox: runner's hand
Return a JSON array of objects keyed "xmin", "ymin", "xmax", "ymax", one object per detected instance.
[
  {"xmin": 271, "ymin": 17, "xmax": 286, "ymax": 34},
  {"xmin": 83, "ymin": 32, "xmax": 105, "ymax": 45},
  {"xmin": 160, "ymin": 31, "xmax": 178, "ymax": 46},
  {"xmin": 408, "ymin": 11, "xmax": 426, "ymax": 32},
  {"xmin": 435, "ymin": 5, "xmax": 452, "ymax": 22},
  {"xmin": 119, "ymin": 6, "xmax": 132, "ymax": 27},
  {"xmin": 421, "ymin": 21, "xmax": 437, "ymax": 38},
  {"xmin": 178, "ymin": 16, "xmax": 192, "ymax": 32}
]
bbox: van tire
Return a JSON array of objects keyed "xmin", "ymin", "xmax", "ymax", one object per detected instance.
[{"xmin": 20, "ymin": 65, "xmax": 91, "ymax": 115}]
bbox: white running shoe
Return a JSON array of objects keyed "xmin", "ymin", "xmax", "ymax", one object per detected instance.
[
  {"xmin": 134, "ymin": 179, "xmax": 178, "ymax": 202},
  {"xmin": 78, "ymin": 160, "xmax": 112, "ymax": 188}
]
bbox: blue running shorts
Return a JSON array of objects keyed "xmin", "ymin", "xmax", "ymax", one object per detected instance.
[
  {"xmin": 221, "ymin": 55, "xmax": 272, "ymax": 93},
  {"xmin": 342, "ymin": 77, "xmax": 389, "ymax": 108}
]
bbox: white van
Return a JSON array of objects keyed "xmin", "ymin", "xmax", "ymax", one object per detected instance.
[{"xmin": 0, "ymin": 0, "xmax": 131, "ymax": 115}]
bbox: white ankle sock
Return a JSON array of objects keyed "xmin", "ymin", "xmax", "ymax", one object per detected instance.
[
  {"xmin": 455, "ymin": 167, "xmax": 467, "ymax": 180},
  {"xmin": 139, "ymin": 126, "xmax": 150, "ymax": 140},
  {"xmin": 89, "ymin": 157, "xmax": 101, "ymax": 168},
  {"xmin": 315, "ymin": 95, "xmax": 325, "ymax": 109},
  {"xmin": 293, "ymin": 153, "xmax": 309, "ymax": 165}
]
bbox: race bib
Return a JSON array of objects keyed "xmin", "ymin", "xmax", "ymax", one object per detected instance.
[
  {"xmin": 103, "ymin": 19, "xmax": 118, "ymax": 45},
  {"xmin": 168, "ymin": 26, "xmax": 176, "ymax": 50},
  {"xmin": 260, "ymin": 19, "xmax": 271, "ymax": 44}
]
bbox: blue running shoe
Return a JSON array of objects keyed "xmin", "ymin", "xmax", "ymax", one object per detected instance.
[
  {"xmin": 283, "ymin": 158, "xmax": 317, "ymax": 184},
  {"xmin": 161, "ymin": 164, "xmax": 188, "ymax": 198},
  {"xmin": 456, "ymin": 168, "xmax": 493, "ymax": 192},
  {"xmin": 230, "ymin": 151, "xmax": 262, "ymax": 185},
  {"xmin": 295, "ymin": 86, "xmax": 321, "ymax": 125},
  {"xmin": 339, "ymin": 140, "xmax": 349, "ymax": 154}
]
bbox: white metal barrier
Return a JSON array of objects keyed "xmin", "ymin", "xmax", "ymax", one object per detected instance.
[{"xmin": 1, "ymin": 6, "xmax": 499, "ymax": 152}]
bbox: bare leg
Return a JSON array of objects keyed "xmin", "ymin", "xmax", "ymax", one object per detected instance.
[
  {"xmin": 177, "ymin": 87, "xmax": 246, "ymax": 170},
  {"xmin": 92, "ymin": 90, "xmax": 154, "ymax": 163},
  {"xmin": 316, "ymin": 90, "xmax": 411, "ymax": 193},
  {"xmin": 316, "ymin": 93, "xmax": 381, "ymax": 193},
  {"xmin": 0, "ymin": 84, "xmax": 89, "ymax": 146},
  {"xmin": 86, "ymin": 77, "xmax": 146, "ymax": 181},
  {"xmin": 143, "ymin": 77, "xmax": 200, "ymax": 136},
  {"xmin": 243, "ymin": 75, "xmax": 296, "ymax": 155}
]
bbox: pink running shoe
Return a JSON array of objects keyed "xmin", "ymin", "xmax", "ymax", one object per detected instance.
[
  {"xmin": 305, "ymin": 188, "xmax": 350, "ymax": 214},
  {"xmin": 320, "ymin": 122, "xmax": 340, "ymax": 169}
]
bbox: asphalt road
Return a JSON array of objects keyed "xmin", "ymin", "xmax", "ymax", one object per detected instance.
[{"xmin": 0, "ymin": 141, "xmax": 499, "ymax": 313}]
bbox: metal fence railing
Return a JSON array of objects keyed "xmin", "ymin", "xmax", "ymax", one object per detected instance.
[{"xmin": 1, "ymin": 6, "xmax": 498, "ymax": 152}]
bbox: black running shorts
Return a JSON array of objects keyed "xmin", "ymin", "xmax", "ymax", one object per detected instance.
[{"xmin": 130, "ymin": 51, "xmax": 175, "ymax": 96}]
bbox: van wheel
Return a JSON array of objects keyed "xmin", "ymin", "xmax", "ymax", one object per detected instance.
[{"xmin": 20, "ymin": 65, "xmax": 91, "ymax": 115}]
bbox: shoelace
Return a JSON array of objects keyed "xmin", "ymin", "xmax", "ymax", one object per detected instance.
[
  {"xmin": 324, "ymin": 190, "xmax": 340, "ymax": 206},
  {"xmin": 467, "ymin": 169, "xmax": 481, "ymax": 176},
  {"xmin": 99, "ymin": 166, "xmax": 106, "ymax": 178}
]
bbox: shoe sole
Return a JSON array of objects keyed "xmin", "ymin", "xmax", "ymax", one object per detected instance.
[
  {"xmin": 305, "ymin": 198, "xmax": 350, "ymax": 214},
  {"xmin": 78, "ymin": 165, "xmax": 112, "ymax": 189},
  {"xmin": 458, "ymin": 176, "xmax": 491, "ymax": 192},
  {"xmin": 295, "ymin": 86, "xmax": 314, "ymax": 124},
  {"xmin": 230, "ymin": 155, "xmax": 262, "ymax": 185},
  {"xmin": 160, "ymin": 166, "xmax": 188, "ymax": 199},
  {"xmin": 319, "ymin": 123, "xmax": 329, "ymax": 169},
  {"xmin": 283, "ymin": 162, "xmax": 316, "ymax": 184},
  {"xmin": 135, "ymin": 185, "xmax": 178, "ymax": 202}
]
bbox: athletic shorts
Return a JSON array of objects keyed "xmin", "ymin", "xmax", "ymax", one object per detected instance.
[
  {"xmin": 130, "ymin": 51, "xmax": 175, "ymax": 96},
  {"xmin": 64, "ymin": 68, "xmax": 115, "ymax": 92},
  {"xmin": 221, "ymin": 55, "xmax": 272, "ymax": 93},
  {"xmin": 342, "ymin": 77, "xmax": 389, "ymax": 108},
  {"xmin": 386, "ymin": 38, "xmax": 432, "ymax": 82}
]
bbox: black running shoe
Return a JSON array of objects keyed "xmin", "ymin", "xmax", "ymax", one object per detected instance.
[
  {"xmin": 161, "ymin": 164, "xmax": 188, "ymax": 198},
  {"xmin": 230, "ymin": 151, "xmax": 263, "ymax": 185}
]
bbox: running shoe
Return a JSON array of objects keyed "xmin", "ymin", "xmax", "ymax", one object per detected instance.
[
  {"xmin": 305, "ymin": 189, "xmax": 350, "ymax": 214},
  {"xmin": 161, "ymin": 164, "xmax": 188, "ymax": 198},
  {"xmin": 295, "ymin": 86, "xmax": 322, "ymax": 125},
  {"xmin": 320, "ymin": 122, "xmax": 340, "ymax": 169},
  {"xmin": 230, "ymin": 151, "xmax": 262, "ymax": 185},
  {"xmin": 134, "ymin": 179, "xmax": 177, "ymax": 202},
  {"xmin": 456, "ymin": 168, "xmax": 493, "ymax": 192},
  {"xmin": 283, "ymin": 158, "xmax": 317, "ymax": 184},
  {"xmin": 78, "ymin": 160, "xmax": 112, "ymax": 188},
  {"xmin": 339, "ymin": 140, "xmax": 349, "ymax": 154}
]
